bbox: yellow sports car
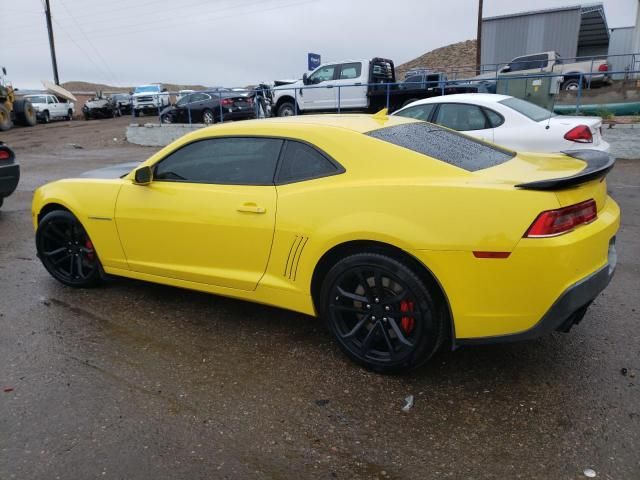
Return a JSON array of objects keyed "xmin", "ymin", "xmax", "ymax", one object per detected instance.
[{"xmin": 32, "ymin": 114, "xmax": 620, "ymax": 372}]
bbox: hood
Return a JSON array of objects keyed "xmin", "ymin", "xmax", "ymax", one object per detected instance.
[
  {"xmin": 132, "ymin": 90, "xmax": 161, "ymax": 97},
  {"xmin": 84, "ymin": 99, "xmax": 110, "ymax": 108},
  {"xmin": 78, "ymin": 162, "xmax": 140, "ymax": 179}
]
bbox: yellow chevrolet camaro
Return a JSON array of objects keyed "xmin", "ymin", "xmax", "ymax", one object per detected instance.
[{"xmin": 32, "ymin": 114, "xmax": 620, "ymax": 372}]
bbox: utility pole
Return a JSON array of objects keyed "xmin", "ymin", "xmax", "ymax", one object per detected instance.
[
  {"xmin": 44, "ymin": 0, "xmax": 60, "ymax": 85},
  {"xmin": 476, "ymin": 0, "xmax": 483, "ymax": 75}
]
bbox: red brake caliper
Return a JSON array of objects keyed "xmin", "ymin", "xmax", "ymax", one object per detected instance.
[
  {"xmin": 85, "ymin": 240, "xmax": 95, "ymax": 261},
  {"xmin": 400, "ymin": 300, "xmax": 415, "ymax": 334}
]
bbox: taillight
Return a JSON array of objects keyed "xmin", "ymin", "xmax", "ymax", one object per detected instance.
[
  {"xmin": 598, "ymin": 63, "xmax": 609, "ymax": 72},
  {"xmin": 564, "ymin": 125, "xmax": 593, "ymax": 143},
  {"xmin": 221, "ymin": 98, "xmax": 233, "ymax": 106},
  {"xmin": 0, "ymin": 148, "xmax": 12, "ymax": 163},
  {"xmin": 524, "ymin": 199, "xmax": 597, "ymax": 238}
]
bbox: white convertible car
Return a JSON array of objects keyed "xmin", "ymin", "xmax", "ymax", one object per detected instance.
[{"xmin": 393, "ymin": 93, "xmax": 609, "ymax": 153}]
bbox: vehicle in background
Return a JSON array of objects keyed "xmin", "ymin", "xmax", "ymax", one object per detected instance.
[
  {"xmin": 0, "ymin": 66, "xmax": 37, "ymax": 131},
  {"xmin": 393, "ymin": 93, "xmax": 609, "ymax": 153},
  {"xmin": 176, "ymin": 89, "xmax": 194, "ymax": 102},
  {"xmin": 111, "ymin": 93, "xmax": 132, "ymax": 114},
  {"xmin": 272, "ymin": 57, "xmax": 454, "ymax": 116},
  {"xmin": 23, "ymin": 94, "xmax": 74, "ymax": 123},
  {"xmin": 82, "ymin": 94, "xmax": 120, "ymax": 120},
  {"xmin": 131, "ymin": 84, "xmax": 170, "ymax": 117},
  {"xmin": 0, "ymin": 142, "xmax": 19, "ymax": 208},
  {"xmin": 473, "ymin": 51, "xmax": 610, "ymax": 91},
  {"xmin": 159, "ymin": 90, "xmax": 255, "ymax": 125}
]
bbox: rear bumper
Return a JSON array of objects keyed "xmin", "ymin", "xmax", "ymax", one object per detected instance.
[
  {"xmin": 0, "ymin": 163, "xmax": 20, "ymax": 198},
  {"xmin": 457, "ymin": 238, "xmax": 617, "ymax": 345}
]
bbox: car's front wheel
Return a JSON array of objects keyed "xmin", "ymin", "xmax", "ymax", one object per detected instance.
[
  {"xmin": 319, "ymin": 253, "xmax": 447, "ymax": 373},
  {"xmin": 36, "ymin": 210, "xmax": 104, "ymax": 288},
  {"xmin": 202, "ymin": 109, "xmax": 215, "ymax": 125}
]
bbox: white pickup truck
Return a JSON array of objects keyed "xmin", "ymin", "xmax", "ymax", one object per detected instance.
[
  {"xmin": 476, "ymin": 51, "xmax": 610, "ymax": 90},
  {"xmin": 271, "ymin": 57, "xmax": 450, "ymax": 116},
  {"xmin": 131, "ymin": 84, "xmax": 170, "ymax": 117},
  {"xmin": 23, "ymin": 94, "xmax": 74, "ymax": 123}
]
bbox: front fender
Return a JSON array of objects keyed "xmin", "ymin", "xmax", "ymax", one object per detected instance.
[{"xmin": 32, "ymin": 179, "xmax": 129, "ymax": 269}]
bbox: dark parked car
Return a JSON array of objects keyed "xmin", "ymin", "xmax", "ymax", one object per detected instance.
[
  {"xmin": 82, "ymin": 96, "xmax": 120, "ymax": 120},
  {"xmin": 111, "ymin": 93, "xmax": 132, "ymax": 114},
  {"xmin": 160, "ymin": 90, "xmax": 255, "ymax": 125},
  {"xmin": 0, "ymin": 142, "xmax": 19, "ymax": 208}
]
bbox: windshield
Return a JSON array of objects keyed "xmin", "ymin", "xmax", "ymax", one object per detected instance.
[
  {"xmin": 134, "ymin": 86, "xmax": 160, "ymax": 93},
  {"xmin": 499, "ymin": 97, "xmax": 555, "ymax": 122},
  {"xmin": 27, "ymin": 95, "xmax": 47, "ymax": 103}
]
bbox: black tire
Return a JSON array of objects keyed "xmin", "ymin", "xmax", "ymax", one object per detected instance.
[
  {"xmin": 0, "ymin": 104, "xmax": 12, "ymax": 131},
  {"xmin": 66, "ymin": 109, "xmax": 73, "ymax": 121},
  {"xmin": 202, "ymin": 108, "xmax": 215, "ymax": 125},
  {"xmin": 36, "ymin": 210, "xmax": 104, "ymax": 288},
  {"xmin": 160, "ymin": 113, "xmax": 173, "ymax": 124},
  {"xmin": 0, "ymin": 197, "xmax": 4, "ymax": 208},
  {"xmin": 133, "ymin": 110, "xmax": 140, "ymax": 117},
  {"xmin": 41, "ymin": 110, "xmax": 50, "ymax": 124},
  {"xmin": 319, "ymin": 253, "xmax": 447, "ymax": 373},
  {"xmin": 277, "ymin": 101, "xmax": 296, "ymax": 117},
  {"xmin": 14, "ymin": 99, "xmax": 37, "ymax": 126},
  {"xmin": 561, "ymin": 78, "xmax": 582, "ymax": 91},
  {"xmin": 83, "ymin": 112, "xmax": 90, "ymax": 121}
]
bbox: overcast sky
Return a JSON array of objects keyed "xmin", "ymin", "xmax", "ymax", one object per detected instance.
[{"xmin": 1, "ymin": 0, "xmax": 637, "ymax": 89}]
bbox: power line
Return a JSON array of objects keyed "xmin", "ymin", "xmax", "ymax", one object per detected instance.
[{"xmin": 58, "ymin": 0, "xmax": 122, "ymax": 86}]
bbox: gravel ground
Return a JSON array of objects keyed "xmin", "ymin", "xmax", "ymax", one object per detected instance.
[{"xmin": 0, "ymin": 117, "xmax": 639, "ymax": 479}]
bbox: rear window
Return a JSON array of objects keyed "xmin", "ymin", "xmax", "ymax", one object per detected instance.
[
  {"xmin": 365, "ymin": 122, "xmax": 514, "ymax": 172},
  {"xmin": 499, "ymin": 97, "xmax": 555, "ymax": 122}
]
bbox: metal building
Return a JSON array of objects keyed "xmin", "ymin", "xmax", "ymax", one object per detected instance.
[
  {"xmin": 608, "ymin": 3, "xmax": 640, "ymax": 79},
  {"xmin": 481, "ymin": 4, "xmax": 610, "ymax": 66}
]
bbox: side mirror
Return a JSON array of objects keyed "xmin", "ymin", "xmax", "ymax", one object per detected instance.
[
  {"xmin": 302, "ymin": 73, "xmax": 309, "ymax": 85},
  {"xmin": 134, "ymin": 166, "xmax": 152, "ymax": 185}
]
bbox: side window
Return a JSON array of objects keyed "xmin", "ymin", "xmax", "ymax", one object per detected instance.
[
  {"xmin": 508, "ymin": 56, "xmax": 527, "ymax": 72},
  {"xmin": 190, "ymin": 93, "xmax": 208, "ymax": 102},
  {"xmin": 404, "ymin": 75, "xmax": 423, "ymax": 88},
  {"xmin": 308, "ymin": 65, "xmax": 336, "ymax": 84},
  {"xmin": 154, "ymin": 137, "xmax": 283, "ymax": 185},
  {"xmin": 47, "ymin": 96, "xmax": 55, "ymax": 104},
  {"xmin": 395, "ymin": 104, "xmax": 435, "ymax": 121},
  {"xmin": 338, "ymin": 63, "xmax": 362, "ymax": 80},
  {"xmin": 434, "ymin": 103, "xmax": 488, "ymax": 131},
  {"xmin": 277, "ymin": 141, "xmax": 340, "ymax": 184},
  {"xmin": 483, "ymin": 108, "xmax": 505, "ymax": 128}
]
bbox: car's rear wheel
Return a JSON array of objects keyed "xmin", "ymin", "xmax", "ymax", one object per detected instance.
[
  {"xmin": 202, "ymin": 109, "xmax": 215, "ymax": 125},
  {"xmin": 66, "ymin": 109, "xmax": 73, "ymax": 120},
  {"xmin": 319, "ymin": 253, "xmax": 447, "ymax": 373},
  {"xmin": 561, "ymin": 77, "xmax": 582, "ymax": 91},
  {"xmin": 42, "ymin": 110, "xmax": 50, "ymax": 123},
  {"xmin": 36, "ymin": 210, "xmax": 103, "ymax": 288}
]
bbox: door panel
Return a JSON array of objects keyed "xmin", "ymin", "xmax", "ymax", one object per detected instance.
[
  {"xmin": 115, "ymin": 182, "xmax": 276, "ymax": 290},
  {"xmin": 303, "ymin": 64, "xmax": 338, "ymax": 110},
  {"xmin": 334, "ymin": 62, "xmax": 367, "ymax": 109}
]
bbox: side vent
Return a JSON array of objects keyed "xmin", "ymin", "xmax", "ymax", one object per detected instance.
[{"xmin": 284, "ymin": 235, "xmax": 308, "ymax": 281}]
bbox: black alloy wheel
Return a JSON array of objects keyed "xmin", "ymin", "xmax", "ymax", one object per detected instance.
[
  {"xmin": 36, "ymin": 210, "xmax": 103, "ymax": 287},
  {"xmin": 320, "ymin": 253, "xmax": 446, "ymax": 373}
]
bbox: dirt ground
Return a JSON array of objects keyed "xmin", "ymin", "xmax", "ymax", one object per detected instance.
[{"xmin": 1, "ymin": 116, "xmax": 639, "ymax": 479}]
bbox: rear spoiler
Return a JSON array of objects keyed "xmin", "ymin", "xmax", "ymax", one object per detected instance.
[{"xmin": 515, "ymin": 150, "xmax": 615, "ymax": 191}]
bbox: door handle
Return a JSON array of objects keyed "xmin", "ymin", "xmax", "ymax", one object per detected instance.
[{"xmin": 237, "ymin": 203, "xmax": 266, "ymax": 214}]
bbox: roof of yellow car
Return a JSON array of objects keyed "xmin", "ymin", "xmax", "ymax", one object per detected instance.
[{"xmin": 199, "ymin": 113, "xmax": 419, "ymax": 134}]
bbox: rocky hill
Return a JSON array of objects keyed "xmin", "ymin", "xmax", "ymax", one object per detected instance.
[
  {"xmin": 61, "ymin": 81, "xmax": 208, "ymax": 93},
  {"xmin": 395, "ymin": 39, "xmax": 478, "ymax": 79}
]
